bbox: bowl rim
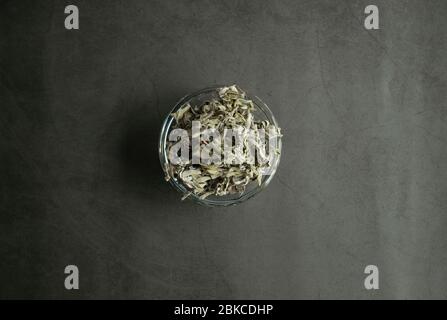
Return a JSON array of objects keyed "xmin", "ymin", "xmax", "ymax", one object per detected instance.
[{"xmin": 158, "ymin": 85, "xmax": 282, "ymax": 207}]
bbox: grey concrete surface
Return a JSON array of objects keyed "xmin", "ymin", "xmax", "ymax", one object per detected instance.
[{"xmin": 1, "ymin": 0, "xmax": 447, "ymax": 299}]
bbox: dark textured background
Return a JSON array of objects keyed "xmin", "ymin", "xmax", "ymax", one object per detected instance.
[{"xmin": 1, "ymin": 0, "xmax": 447, "ymax": 299}]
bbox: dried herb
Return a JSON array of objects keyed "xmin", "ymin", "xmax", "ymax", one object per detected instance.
[{"xmin": 165, "ymin": 85, "xmax": 282, "ymax": 200}]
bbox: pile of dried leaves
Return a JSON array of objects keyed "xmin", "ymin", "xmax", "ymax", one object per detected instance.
[{"xmin": 164, "ymin": 85, "xmax": 282, "ymax": 200}]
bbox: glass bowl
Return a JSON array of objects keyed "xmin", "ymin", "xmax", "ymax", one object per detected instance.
[{"xmin": 158, "ymin": 85, "xmax": 282, "ymax": 207}]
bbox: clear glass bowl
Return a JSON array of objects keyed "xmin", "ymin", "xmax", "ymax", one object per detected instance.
[{"xmin": 158, "ymin": 86, "xmax": 282, "ymax": 207}]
